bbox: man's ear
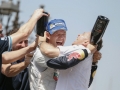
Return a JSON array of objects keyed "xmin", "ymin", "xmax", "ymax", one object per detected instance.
[
  {"xmin": 82, "ymin": 40, "xmax": 89, "ymax": 47},
  {"xmin": 46, "ymin": 31, "xmax": 50, "ymax": 40}
]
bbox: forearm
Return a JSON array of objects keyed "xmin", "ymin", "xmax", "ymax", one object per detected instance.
[
  {"xmin": 2, "ymin": 62, "xmax": 29, "ymax": 77},
  {"xmin": 47, "ymin": 49, "xmax": 88, "ymax": 69},
  {"xmin": 2, "ymin": 46, "xmax": 33, "ymax": 64},
  {"xmin": 39, "ymin": 42, "xmax": 60, "ymax": 58},
  {"xmin": 18, "ymin": 17, "xmax": 37, "ymax": 36},
  {"xmin": 47, "ymin": 56, "xmax": 81, "ymax": 69},
  {"xmin": 10, "ymin": 8, "xmax": 46, "ymax": 46},
  {"xmin": 11, "ymin": 18, "xmax": 37, "ymax": 45}
]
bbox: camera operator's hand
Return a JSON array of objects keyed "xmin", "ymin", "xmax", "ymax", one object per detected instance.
[{"xmin": 87, "ymin": 44, "xmax": 97, "ymax": 54}]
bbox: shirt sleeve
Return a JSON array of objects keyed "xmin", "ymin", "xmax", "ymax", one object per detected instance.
[
  {"xmin": 32, "ymin": 47, "xmax": 50, "ymax": 68},
  {"xmin": 57, "ymin": 46, "xmax": 73, "ymax": 56},
  {"xmin": 46, "ymin": 49, "xmax": 89, "ymax": 69},
  {"xmin": 0, "ymin": 36, "xmax": 12, "ymax": 54}
]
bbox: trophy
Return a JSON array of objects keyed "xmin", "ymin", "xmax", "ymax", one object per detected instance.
[
  {"xmin": 91, "ymin": 15, "xmax": 109, "ymax": 45},
  {"xmin": 36, "ymin": 12, "xmax": 49, "ymax": 36}
]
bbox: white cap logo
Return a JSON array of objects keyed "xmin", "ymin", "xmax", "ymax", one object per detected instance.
[{"xmin": 50, "ymin": 24, "xmax": 55, "ymax": 29}]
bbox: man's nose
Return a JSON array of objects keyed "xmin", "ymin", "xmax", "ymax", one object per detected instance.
[{"xmin": 59, "ymin": 34, "xmax": 65, "ymax": 38}]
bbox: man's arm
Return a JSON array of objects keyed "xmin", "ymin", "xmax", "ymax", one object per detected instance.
[
  {"xmin": 1, "ymin": 62, "xmax": 28, "ymax": 77},
  {"xmin": 47, "ymin": 49, "xmax": 88, "ymax": 69},
  {"xmin": 10, "ymin": 9, "xmax": 48, "ymax": 46},
  {"xmin": 36, "ymin": 31, "xmax": 60, "ymax": 58},
  {"xmin": 1, "ymin": 53, "xmax": 32, "ymax": 77},
  {"xmin": 39, "ymin": 41, "xmax": 60, "ymax": 58},
  {"xmin": 2, "ymin": 42, "xmax": 35, "ymax": 64},
  {"xmin": 45, "ymin": 44, "xmax": 96, "ymax": 69}
]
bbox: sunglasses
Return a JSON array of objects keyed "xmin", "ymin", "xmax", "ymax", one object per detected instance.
[{"xmin": 0, "ymin": 30, "xmax": 3, "ymax": 34}]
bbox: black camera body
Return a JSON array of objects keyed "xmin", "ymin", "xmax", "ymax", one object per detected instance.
[
  {"xmin": 36, "ymin": 12, "xmax": 49, "ymax": 36},
  {"xmin": 91, "ymin": 15, "xmax": 109, "ymax": 45}
]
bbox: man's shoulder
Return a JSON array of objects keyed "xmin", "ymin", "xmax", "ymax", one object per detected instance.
[
  {"xmin": 0, "ymin": 37, "xmax": 9, "ymax": 45},
  {"xmin": 0, "ymin": 36, "xmax": 11, "ymax": 41},
  {"xmin": 0, "ymin": 36, "xmax": 12, "ymax": 54},
  {"xmin": 31, "ymin": 47, "xmax": 50, "ymax": 67}
]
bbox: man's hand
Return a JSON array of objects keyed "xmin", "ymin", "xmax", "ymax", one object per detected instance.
[
  {"xmin": 87, "ymin": 44, "xmax": 97, "ymax": 54},
  {"xmin": 93, "ymin": 51, "xmax": 102, "ymax": 63},
  {"xmin": 36, "ymin": 31, "xmax": 47, "ymax": 44},
  {"xmin": 31, "ymin": 9, "xmax": 49, "ymax": 21},
  {"xmin": 28, "ymin": 31, "xmax": 47, "ymax": 51},
  {"xmin": 28, "ymin": 41, "xmax": 37, "ymax": 51},
  {"xmin": 25, "ymin": 53, "xmax": 33, "ymax": 65}
]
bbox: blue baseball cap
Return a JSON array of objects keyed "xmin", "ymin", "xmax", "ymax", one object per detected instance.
[{"xmin": 46, "ymin": 19, "xmax": 67, "ymax": 34}]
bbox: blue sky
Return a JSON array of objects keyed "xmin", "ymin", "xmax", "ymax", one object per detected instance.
[{"xmin": 1, "ymin": 0, "xmax": 120, "ymax": 90}]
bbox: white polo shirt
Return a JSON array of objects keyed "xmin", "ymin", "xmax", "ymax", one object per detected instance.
[
  {"xmin": 28, "ymin": 47, "xmax": 57, "ymax": 90},
  {"xmin": 56, "ymin": 45, "xmax": 92, "ymax": 90}
]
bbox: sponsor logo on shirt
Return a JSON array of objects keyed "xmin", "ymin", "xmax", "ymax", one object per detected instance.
[{"xmin": 68, "ymin": 50, "xmax": 85, "ymax": 61}]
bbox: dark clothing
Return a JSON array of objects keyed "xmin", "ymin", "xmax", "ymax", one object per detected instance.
[
  {"xmin": 0, "ymin": 36, "xmax": 12, "ymax": 54},
  {"xmin": 0, "ymin": 36, "xmax": 12, "ymax": 72},
  {"xmin": 0, "ymin": 59, "xmax": 30, "ymax": 90},
  {"xmin": 0, "ymin": 75, "xmax": 14, "ymax": 90},
  {"xmin": 12, "ymin": 60, "xmax": 30, "ymax": 90},
  {"xmin": 0, "ymin": 36, "xmax": 12, "ymax": 88},
  {"xmin": 12, "ymin": 68, "xmax": 30, "ymax": 90}
]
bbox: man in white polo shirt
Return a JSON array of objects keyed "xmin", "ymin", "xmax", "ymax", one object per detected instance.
[{"xmin": 28, "ymin": 19, "xmax": 68, "ymax": 90}]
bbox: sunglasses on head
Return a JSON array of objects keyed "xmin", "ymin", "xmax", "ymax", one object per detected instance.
[{"xmin": 0, "ymin": 30, "xmax": 3, "ymax": 34}]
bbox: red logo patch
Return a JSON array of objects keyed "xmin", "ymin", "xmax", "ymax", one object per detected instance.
[{"xmin": 68, "ymin": 52, "xmax": 81, "ymax": 61}]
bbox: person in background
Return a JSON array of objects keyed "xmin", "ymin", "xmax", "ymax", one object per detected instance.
[
  {"xmin": 0, "ymin": 8, "xmax": 48, "ymax": 72},
  {"xmin": 0, "ymin": 8, "xmax": 48, "ymax": 89},
  {"xmin": 1, "ymin": 29, "xmax": 31, "ymax": 90}
]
